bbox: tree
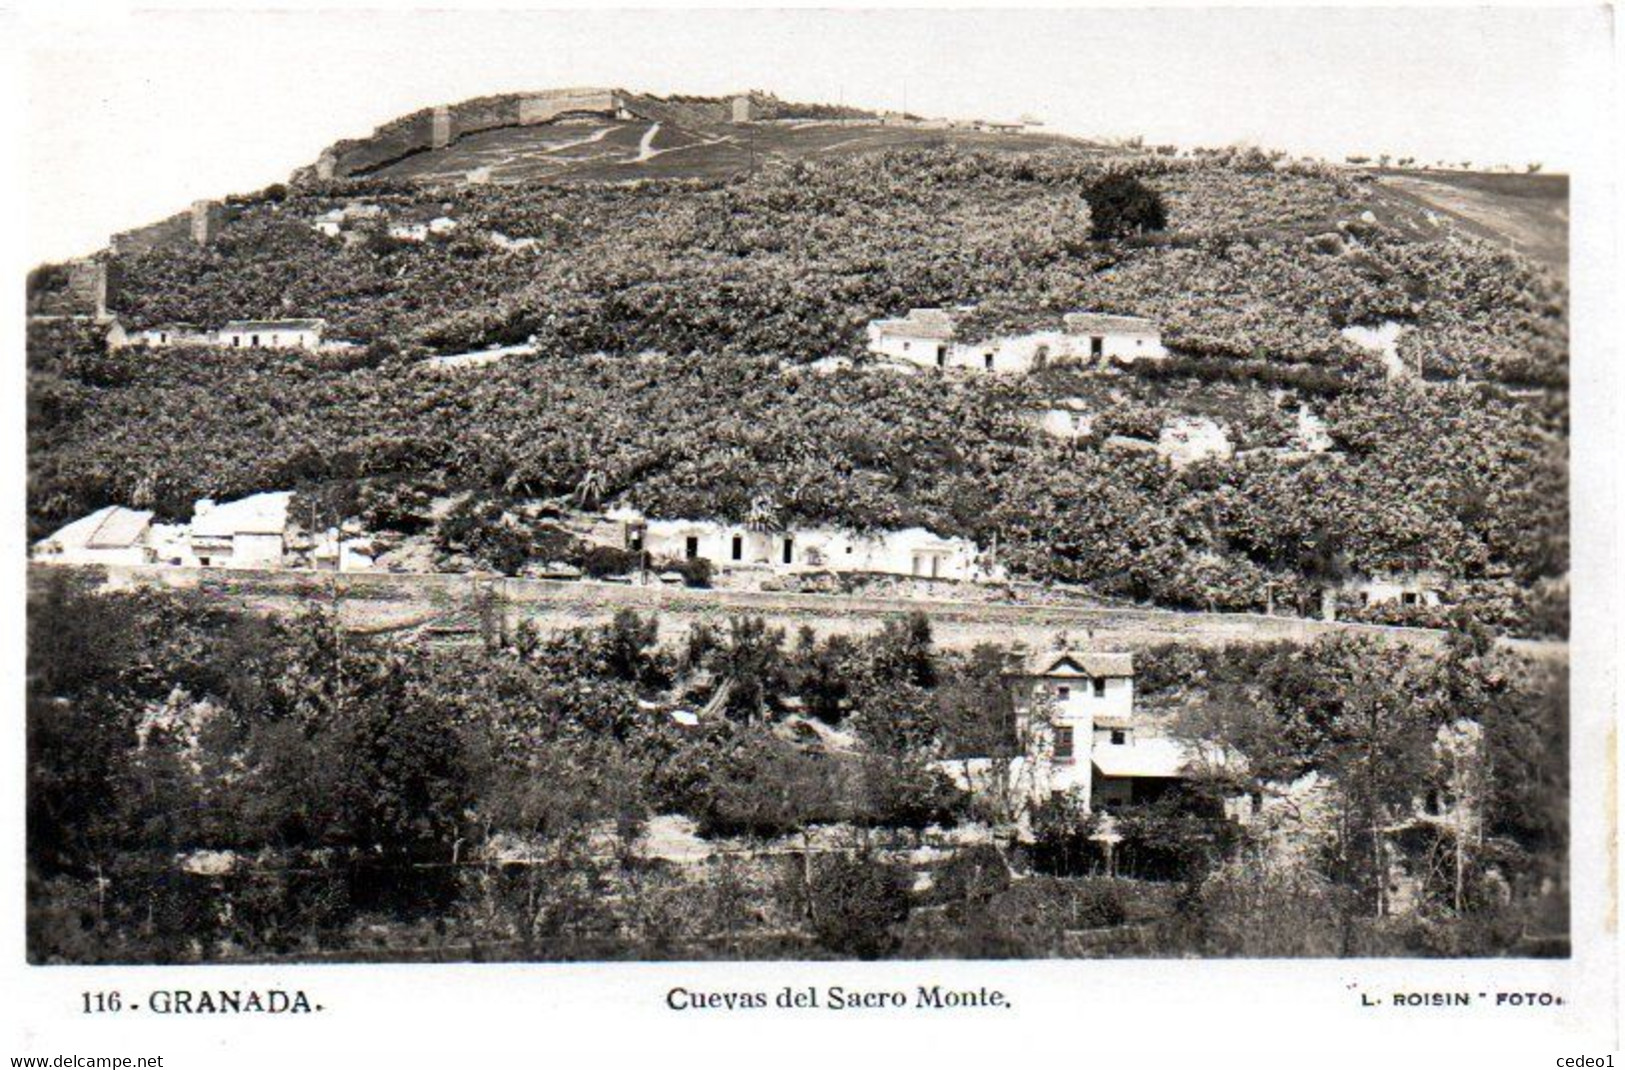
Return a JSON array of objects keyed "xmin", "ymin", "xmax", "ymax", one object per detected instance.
[
  {"xmin": 600, "ymin": 609, "xmax": 664, "ymax": 686},
  {"xmin": 786, "ymin": 629, "xmax": 856, "ymax": 724},
  {"xmin": 868, "ymin": 611, "xmax": 937, "ymax": 688},
  {"xmin": 705, "ymin": 616, "xmax": 787, "ymax": 723},
  {"xmin": 855, "ymin": 755, "xmax": 965, "ymax": 834},
  {"xmin": 1083, "ymin": 174, "xmax": 1168, "ymax": 240},
  {"xmin": 325, "ymin": 647, "xmax": 474, "ymax": 858}
]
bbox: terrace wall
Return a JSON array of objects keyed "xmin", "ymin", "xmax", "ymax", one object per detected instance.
[{"xmin": 47, "ymin": 563, "xmax": 1498, "ymax": 658}]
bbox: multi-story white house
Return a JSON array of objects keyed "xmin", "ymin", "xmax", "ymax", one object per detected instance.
[
  {"xmin": 611, "ymin": 511, "xmax": 1000, "ymax": 583},
  {"xmin": 1009, "ymin": 646, "xmax": 1196, "ymax": 810}
]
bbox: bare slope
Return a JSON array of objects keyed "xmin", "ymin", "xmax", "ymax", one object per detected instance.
[
  {"xmin": 364, "ymin": 116, "xmax": 1090, "ymax": 185},
  {"xmin": 1372, "ymin": 170, "xmax": 1569, "ymax": 276}
]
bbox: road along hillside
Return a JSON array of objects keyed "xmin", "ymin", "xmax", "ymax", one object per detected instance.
[{"xmin": 40, "ymin": 564, "xmax": 1567, "ymax": 661}]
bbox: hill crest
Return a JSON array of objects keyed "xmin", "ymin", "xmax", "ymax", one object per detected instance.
[{"xmin": 294, "ymin": 87, "xmax": 1078, "ymax": 187}]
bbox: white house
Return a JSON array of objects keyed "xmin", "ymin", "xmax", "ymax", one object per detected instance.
[
  {"xmin": 125, "ymin": 323, "xmax": 215, "ymax": 349},
  {"xmin": 1342, "ymin": 572, "xmax": 1448, "ymax": 609},
  {"xmin": 949, "ymin": 330, "xmax": 1077, "ymax": 374},
  {"xmin": 1011, "ymin": 648, "xmax": 1136, "ymax": 808},
  {"xmin": 612, "ymin": 512, "xmax": 999, "ymax": 582},
  {"xmin": 122, "ymin": 319, "xmax": 335, "ymax": 351},
  {"xmin": 1004, "ymin": 646, "xmax": 1211, "ymax": 811},
  {"xmin": 1061, "ymin": 313, "xmax": 1168, "ymax": 362},
  {"xmin": 866, "ymin": 308, "xmax": 1166, "ymax": 373},
  {"xmin": 216, "ymin": 319, "xmax": 327, "ymax": 350},
  {"xmin": 184, "ymin": 492, "xmax": 292, "ymax": 568},
  {"xmin": 866, "ymin": 309, "xmax": 1075, "ymax": 373},
  {"xmin": 865, "ymin": 308, "xmax": 960, "ymax": 367},
  {"xmin": 33, "ymin": 506, "xmax": 156, "ymax": 565},
  {"xmin": 940, "ymin": 646, "xmax": 1204, "ymax": 815}
]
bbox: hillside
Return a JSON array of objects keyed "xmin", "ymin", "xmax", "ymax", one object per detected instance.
[
  {"xmin": 1373, "ymin": 170, "xmax": 1569, "ymax": 276},
  {"xmin": 303, "ymin": 88, "xmax": 1086, "ymax": 186},
  {"xmin": 25, "ymin": 93, "xmax": 1570, "ymax": 638}
]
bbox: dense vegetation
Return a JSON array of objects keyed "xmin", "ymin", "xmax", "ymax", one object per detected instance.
[
  {"xmin": 28, "ymin": 321, "xmax": 1566, "ymax": 634},
  {"xmin": 26, "ymin": 145, "xmax": 1568, "ymax": 634},
  {"xmin": 103, "ymin": 149, "xmax": 1566, "ymax": 382},
  {"xmin": 27, "ymin": 577, "xmax": 1566, "ymax": 962}
]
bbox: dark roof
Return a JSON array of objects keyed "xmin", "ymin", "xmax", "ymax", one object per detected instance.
[{"xmin": 1015, "ymin": 649, "xmax": 1134, "ymax": 678}]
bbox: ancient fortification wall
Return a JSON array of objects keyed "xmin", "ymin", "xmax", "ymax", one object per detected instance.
[
  {"xmin": 324, "ymin": 109, "xmax": 438, "ymax": 177},
  {"xmin": 517, "ymin": 88, "xmax": 624, "ymax": 125},
  {"xmin": 110, "ymin": 210, "xmax": 192, "ymax": 256},
  {"xmin": 26, "ymin": 259, "xmax": 109, "ymax": 318},
  {"xmin": 110, "ymin": 200, "xmax": 231, "ymax": 257},
  {"xmin": 312, "ymin": 89, "xmax": 632, "ymax": 180}
]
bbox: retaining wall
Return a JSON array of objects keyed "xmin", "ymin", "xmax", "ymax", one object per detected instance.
[{"xmin": 53, "ymin": 563, "xmax": 1494, "ymax": 656}]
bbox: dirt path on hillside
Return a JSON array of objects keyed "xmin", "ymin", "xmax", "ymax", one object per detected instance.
[
  {"xmin": 634, "ymin": 122, "xmax": 661, "ymax": 162},
  {"xmin": 56, "ymin": 563, "xmax": 1569, "ymax": 662}
]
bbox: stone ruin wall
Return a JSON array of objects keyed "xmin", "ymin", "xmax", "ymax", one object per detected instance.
[
  {"xmin": 111, "ymin": 200, "xmax": 232, "ymax": 257},
  {"xmin": 314, "ymin": 89, "xmax": 629, "ymax": 180},
  {"xmin": 517, "ymin": 88, "xmax": 623, "ymax": 125},
  {"xmin": 110, "ymin": 211, "xmax": 192, "ymax": 256},
  {"xmin": 27, "ymin": 258, "xmax": 109, "ymax": 318}
]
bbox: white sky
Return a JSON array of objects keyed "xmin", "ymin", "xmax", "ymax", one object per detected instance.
[{"xmin": 17, "ymin": 4, "xmax": 1613, "ymax": 265}]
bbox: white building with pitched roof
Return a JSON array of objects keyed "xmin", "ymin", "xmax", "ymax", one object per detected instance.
[
  {"xmin": 1006, "ymin": 646, "xmax": 1200, "ymax": 810},
  {"xmin": 1061, "ymin": 313, "xmax": 1168, "ymax": 362},
  {"xmin": 184, "ymin": 492, "xmax": 292, "ymax": 568},
  {"xmin": 865, "ymin": 308, "xmax": 960, "ymax": 366},
  {"xmin": 111, "ymin": 318, "xmax": 343, "ymax": 352},
  {"xmin": 33, "ymin": 506, "xmax": 157, "ymax": 565}
]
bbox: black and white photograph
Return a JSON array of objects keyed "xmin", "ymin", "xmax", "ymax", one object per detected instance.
[{"xmin": 6, "ymin": 2, "xmax": 1617, "ymax": 1063}]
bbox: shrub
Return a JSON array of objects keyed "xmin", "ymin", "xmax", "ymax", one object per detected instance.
[
  {"xmin": 1194, "ymin": 857, "xmax": 1352, "ymax": 957},
  {"xmin": 663, "ymin": 555, "xmax": 714, "ymax": 588},
  {"xmin": 930, "ymin": 844, "xmax": 1011, "ymax": 905},
  {"xmin": 579, "ymin": 544, "xmax": 641, "ymax": 579},
  {"xmin": 1070, "ymin": 878, "xmax": 1129, "ymax": 928},
  {"xmin": 1084, "ymin": 173, "xmax": 1168, "ymax": 240},
  {"xmin": 807, "ymin": 852, "xmax": 912, "ymax": 959}
]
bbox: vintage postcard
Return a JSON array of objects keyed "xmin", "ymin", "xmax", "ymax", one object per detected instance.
[{"xmin": 5, "ymin": 3, "xmax": 1617, "ymax": 1065}]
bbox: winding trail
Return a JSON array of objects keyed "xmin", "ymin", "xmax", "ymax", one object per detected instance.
[{"xmin": 635, "ymin": 122, "xmax": 661, "ymax": 162}]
